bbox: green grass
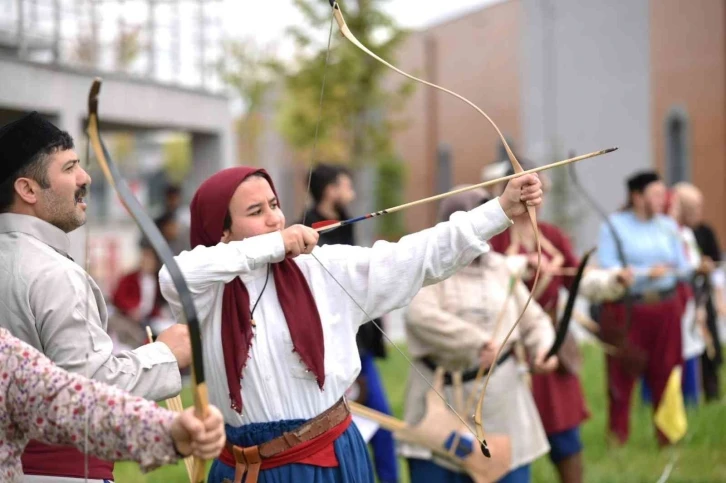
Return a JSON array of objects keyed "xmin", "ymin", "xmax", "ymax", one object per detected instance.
[{"xmin": 115, "ymin": 344, "xmax": 726, "ymax": 482}]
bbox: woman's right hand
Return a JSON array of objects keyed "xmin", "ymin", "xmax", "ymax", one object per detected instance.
[{"xmin": 281, "ymin": 225, "xmax": 320, "ymax": 258}]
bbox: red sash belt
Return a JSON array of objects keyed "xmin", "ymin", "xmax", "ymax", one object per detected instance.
[
  {"xmin": 22, "ymin": 440, "xmax": 114, "ymax": 480},
  {"xmin": 219, "ymin": 413, "xmax": 352, "ymax": 483}
]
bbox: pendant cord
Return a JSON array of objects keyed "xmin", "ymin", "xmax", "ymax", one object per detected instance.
[{"xmin": 250, "ymin": 264, "xmax": 271, "ymax": 321}]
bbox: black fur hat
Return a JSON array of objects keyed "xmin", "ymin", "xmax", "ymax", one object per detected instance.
[{"xmin": 0, "ymin": 112, "xmax": 65, "ymax": 183}]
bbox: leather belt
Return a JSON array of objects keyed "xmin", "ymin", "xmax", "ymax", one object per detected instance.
[
  {"xmin": 630, "ymin": 287, "xmax": 676, "ymax": 304},
  {"xmin": 420, "ymin": 348, "xmax": 514, "ymax": 385},
  {"xmin": 222, "ymin": 397, "xmax": 350, "ymax": 483}
]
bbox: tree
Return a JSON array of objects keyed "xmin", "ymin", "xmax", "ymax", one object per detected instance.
[
  {"xmin": 116, "ymin": 26, "xmax": 142, "ymax": 73},
  {"xmin": 277, "ymin": 0, "xmax": 414, "ymax": 238},
  {"xmin": 218, "ymin": 39, "xmax": 282, "ymax": 165}
]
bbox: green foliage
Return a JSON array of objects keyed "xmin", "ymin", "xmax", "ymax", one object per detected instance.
[
  {"xmin": 116, "ymin": 343, "xmax": 726, "ymax": 482},
  {"xmin": 276, "ymin": 0, "xmax": 414, "ymax": 166},
  {"xmin": 115, "ymin": 27, "xmax": 142, "ymax": 72},
  {"xmin": 375, "ymin": 154, "xmax": 406, "ymax": 240},
  {"xmin": 218, "ymin": 40, "xmax": 283, "ymax": 114},
  {"xmin": 217, "ymin": 39, "xmax": 284, "ymax": 165},
  {"xmin": 162, "ymin": 135, "xmax": 192, "ymax": 183}
]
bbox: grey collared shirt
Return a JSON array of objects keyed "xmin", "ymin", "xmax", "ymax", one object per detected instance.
[{"xmin": 0, "ymin": 213, "xmax": 181, "ymax": 401}]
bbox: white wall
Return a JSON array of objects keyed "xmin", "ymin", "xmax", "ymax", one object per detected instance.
[{"xmin": 520, "ymin": 0, "xmax": 652, "ymax": 253}]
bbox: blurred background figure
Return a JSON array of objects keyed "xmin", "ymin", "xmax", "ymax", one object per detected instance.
[
  {"xmin": 163, "ymin": 183, "xmax": 191, "ymax": 228},
  {"xmin": 107, "ymin": 237, "xmax": 175, "ymax": 352},
  {"xmin": 671, "ymin": 183, "xmax": 724, "ymax": 402},
  {"xmin": 155, "ymin": 210, "xmax": 191, "ymax": 256},
  {"xmin": 597, "ymin": 171, "xmax": 689, "ymax": 447},
  {"xmin": 299, "ymin": 163, "xmax": 399, "ymax": 483}
]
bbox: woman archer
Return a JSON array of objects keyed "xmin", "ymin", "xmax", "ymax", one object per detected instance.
[{"xmin": 159, "ymin": 165, "xmax": 543, "ymax": 483}]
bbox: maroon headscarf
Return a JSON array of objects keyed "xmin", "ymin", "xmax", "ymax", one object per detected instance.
[{"xmin": 190, "ymin": 167, "xmax": 325, "ymax": 414}]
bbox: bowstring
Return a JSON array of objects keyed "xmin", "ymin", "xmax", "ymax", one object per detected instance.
[
  {"xmin": 300, "ymin": 9, "xmax": 336, "ymax": 228},
  {"xmin": 310, "ymin": 253, "xmax": 482, "ymax": 438},
  {"xmin": 304, "ymin": 1, "xmax": 484, "ymax": 445}
]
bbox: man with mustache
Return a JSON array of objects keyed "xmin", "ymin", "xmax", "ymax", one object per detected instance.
[{"xmin": 0, "ymin": 112, "xmax": 192, "ymax": 483}]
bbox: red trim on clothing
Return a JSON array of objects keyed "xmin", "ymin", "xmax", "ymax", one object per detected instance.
[
  {"xmin": 22, "ymin": 440, "xmax": 114, "ymax": 479},
  {"xmin": 218, "ymin": 414, "xmax": 352, "ymax": 471}
]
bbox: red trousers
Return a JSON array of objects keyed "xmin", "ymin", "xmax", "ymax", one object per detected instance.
[{"xmin": 600, "ymin": 295, "xmax": 683, "ymax": 444}]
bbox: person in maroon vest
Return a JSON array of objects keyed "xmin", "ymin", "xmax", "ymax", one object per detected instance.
[{"xmin": 0, "ymin": 112, "xmax": 192, "ymax": 482}]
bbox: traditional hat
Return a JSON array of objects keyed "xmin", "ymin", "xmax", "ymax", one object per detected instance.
[{"xmin": 626, "ymin": 171, "xmax": 660, "ymax": 193}]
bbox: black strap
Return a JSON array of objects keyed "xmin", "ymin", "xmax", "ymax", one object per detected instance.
[{"xmin": 420, "ymin": 348, "xmax": 514, "ymax": 386}]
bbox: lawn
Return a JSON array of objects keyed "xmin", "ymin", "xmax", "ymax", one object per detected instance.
[{"xmin": 114, "ymin": 344, "xmax": 726, "ymax": 482}]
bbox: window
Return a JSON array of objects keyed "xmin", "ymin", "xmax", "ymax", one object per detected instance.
[{"xmin": 665, "ymin": 108, "xmax": 690, "ymax": 184}]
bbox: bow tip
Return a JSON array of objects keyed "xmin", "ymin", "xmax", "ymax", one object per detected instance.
[
  {"xmin": 603, "ymin": 147, "xmax": 618, "ymax": 154},
  {"xmin": 480, "ymin": 440, "xmax": 491, "ymax": 458},
  {"xmin": 88, "ymin": 78, "xmax": 103, "ymax": 115}
]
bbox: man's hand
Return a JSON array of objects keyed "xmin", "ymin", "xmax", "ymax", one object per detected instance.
[
  {"xmin": 615, "ymin": 267, "xmax": 635, "ymax": 287},
  {"xmin": 499, "ymin": 173, "xmax": 543, "ymax": 219},
  {"xmin": 282, "ymin": 225, "xmax": 320, "ymax": 258},
  {"xmin": 156, "ymin": 324, "xmax": 191, "ymax": 369},
  {"xmin": 532, "ymin": 351, "xmax": 558, "ymax": 373},
  {"xmin": 647, "ymin": 264, "xmax": 670, "ymax": 279},
  {"xmin": 170, "ymin": 405, "xmax": 226, "ymax": 459},
  {"xmin": 479, "ymin": 341, "xmax": 499, "ymax": 369},
  {"xmin": 697, "ymin": 257, "xmax": 716, "ymax": 275}
]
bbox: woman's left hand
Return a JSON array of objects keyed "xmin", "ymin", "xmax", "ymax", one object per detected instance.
[{"xmin": 499, "ymin": 173, "xmax": 543, "ymax": 218}]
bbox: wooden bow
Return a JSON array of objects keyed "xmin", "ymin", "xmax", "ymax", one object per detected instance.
[
  {"xmin": 86, "ymin": 78, "xmax": 209, "ymax": 482},
  {"xmin": 544, "ymin": 248, "xmax": 596, "ymax": 360},
  {"xmin": 321, "ymin": 0, "xmax": 612, "ymax": 457}
]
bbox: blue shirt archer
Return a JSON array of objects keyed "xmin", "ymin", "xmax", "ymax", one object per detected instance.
[{"xmin": 597, "ymin": 211, "xmax": 691, "ymax": 295}]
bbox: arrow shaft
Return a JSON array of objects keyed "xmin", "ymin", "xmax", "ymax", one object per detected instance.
[{"xmin": 316, "ymin": 148, "xmax": 617, "ymax": 233}]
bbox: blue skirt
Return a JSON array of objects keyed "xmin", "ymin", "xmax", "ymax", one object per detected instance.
[{"xmin": 208, "ymin": 418, "xmax": 374, "ymax": 483}]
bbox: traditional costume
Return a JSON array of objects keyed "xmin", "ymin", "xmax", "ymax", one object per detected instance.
[
  {"xmin": 0, "ymin": 113, "xmax": 181, "ymax": 482},
  {"xmin": 693, "ymin": 223, "xmax": 724, "ymax": 401},
  {"xmin": 0, "ymin": 328, "xmax": 184, "ymax": 483},
  {"xmin": 402, "ymin": 187, "xmax": 554, "ymax": 483},
  {"xmin": 159, "ymin": 167, "xmax": 514, "ymax": 483},
  {"xmin": 488, "ymin": 159, "xmax": 626, "ymax": 478},
  {"xmin": 489, "ymin": 222, "xmax": 595, "ymax": 475},
  {"xmin": 597, "ymin": 172, "xmax": 690, "ymax": 445}
]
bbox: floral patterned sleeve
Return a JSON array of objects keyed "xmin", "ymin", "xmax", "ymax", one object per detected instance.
[{"xmin": 3, "ymin": 330, "xmax": 180, "ymax": 472}]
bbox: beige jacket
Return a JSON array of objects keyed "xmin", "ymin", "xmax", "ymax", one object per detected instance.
[{"xmin": 402, "ymin": 251, "xmax": 554, "ymax": 472}]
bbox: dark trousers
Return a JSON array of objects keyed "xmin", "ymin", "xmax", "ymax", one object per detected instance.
[{"xmin": 360, "ymin": 352, "xmax": 399, "ymax": 483}]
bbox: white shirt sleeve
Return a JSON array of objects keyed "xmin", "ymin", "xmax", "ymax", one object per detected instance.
[
  {"xmin": 297, "ymin": 198, "xmax": 513, "ymax": 327},
  {"xmin": 159, "ymin": 231, "xmax": 286, "ymax": 323}
]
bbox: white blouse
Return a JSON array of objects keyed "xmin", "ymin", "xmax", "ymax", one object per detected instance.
[{"xmin": 160, "ymin": 199, "xmax": 512, "ymax": 426}]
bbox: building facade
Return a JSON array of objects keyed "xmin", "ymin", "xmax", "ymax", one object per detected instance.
[{"xmin": 390, "ymin": 0, "xmax": 726, "ymax": 252}]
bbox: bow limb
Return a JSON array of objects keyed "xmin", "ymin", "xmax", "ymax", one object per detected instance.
[
  {"xmin": 544, "ymin": 248, "xmax": 595, "ymax": 360},
  {"xmin": 86, "ymin": 78, "xmax": 209, "ymax": 482}
]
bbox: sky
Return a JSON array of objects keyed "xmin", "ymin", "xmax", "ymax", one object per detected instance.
[{"xmin": 220, "ymin": 0, "xmax": 505, "ymax": 60}]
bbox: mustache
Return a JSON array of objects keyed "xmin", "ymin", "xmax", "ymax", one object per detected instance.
[{"xmin": 75, "ymin": 185, "xmax": 88, "ymax": 199}]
